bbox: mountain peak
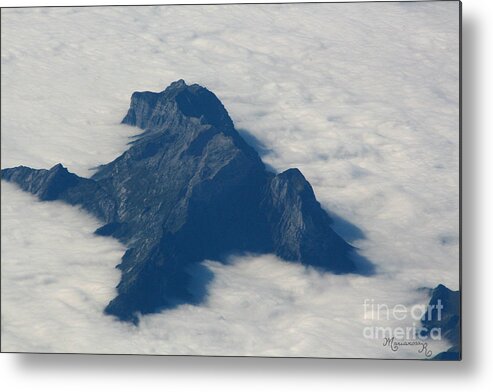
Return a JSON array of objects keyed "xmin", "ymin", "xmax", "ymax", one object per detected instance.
[
  {"xmin": 168, "ymin": 78, "xmax": 188, "ymax": 89},
  {"xmin": 50, "ymin": 163, "xmax": 68, "ymax": 172},
  {"xmin": 422, "ymin": 284, "xmax": 460, "ymax": 360},
  {"xmin": 122, "ymin": 80, "xmax": 234, "ymax": 133},
  {"xmin": 2, "ymin": 81, "xmax": 364, "ymax": 323}
]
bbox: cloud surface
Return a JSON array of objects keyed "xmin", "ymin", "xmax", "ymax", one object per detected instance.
[{"xmin": 1, "ymin": 2, "xmax": 459, "ymax": 358}]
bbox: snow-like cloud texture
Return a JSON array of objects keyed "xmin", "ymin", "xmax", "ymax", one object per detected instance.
[{"xmin": 1, "ymin": 2, "xmax": 459, "ymax": 358}]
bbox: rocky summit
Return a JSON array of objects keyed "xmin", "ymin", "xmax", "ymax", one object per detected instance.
[
  {"xmin": 2, "ymin": 80, "xmax": 361, "ymax": 323},
  {"xmin": 422, "ymin": 284, "xmax": 461, "ymax": 360}
]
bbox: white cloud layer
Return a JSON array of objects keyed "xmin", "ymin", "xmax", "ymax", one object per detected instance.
[{"xmin": 1, "ymin": 2, "xmax": 459, "ymax": 358}]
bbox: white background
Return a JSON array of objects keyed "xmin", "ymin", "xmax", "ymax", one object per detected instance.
[{"xmin": 0, "ymin": 0, "xmax": 491, "ymax": 390}]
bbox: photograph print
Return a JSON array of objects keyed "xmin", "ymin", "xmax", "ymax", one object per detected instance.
[{"xmin": 0, "ymin": 1, "xmax": 460, "ymax": 359}]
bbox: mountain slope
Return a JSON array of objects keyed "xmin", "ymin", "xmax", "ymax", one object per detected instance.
[
  {"xmin": 1, "ymin": 80, "xmax": 362, "ymax": 323},
  {"xmin": 421, "ymin": 284, "xmax": 461, "ymax": 360}
]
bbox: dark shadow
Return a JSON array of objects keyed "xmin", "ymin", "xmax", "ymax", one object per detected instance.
[
  {"xmin": 325, "ymin": 212, "xmax": 375, "ymax": 276},
  {"xmin": 237, "ymin": 128, "xmax": 272, "ymax": 156},
  {"xmin": 111, "ymin": 261, "xmax": 216, "ymax": 324},
  {"xmin": 461, "ymin": 13, "xmax": 478, "ymax": 369},
  {"xmin": 185, "ymin": 262, "xmax": 215, "ymax": 305},
  {"xmin": 14, "ymin": 349, "xmax": 469, "ymax": 376},
  {"xmin": 350, "ymin": 251, "xmax": 376, "ymax": 277},
  {"xmin": 328, "ymin": 211, "xmax": 366, "ymax": 243},
  {"xmin": 237, "ymin": 128, "xmax": 277, "ymax": 173}
]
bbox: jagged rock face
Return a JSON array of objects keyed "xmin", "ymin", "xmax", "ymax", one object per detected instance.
[
  {"xmin": 2, "ymin": 80, "xmax": 358, "ymax": 323},
  {"xmin": 262, "ymin": 168, "xmax": 352, "ymax": 270},
  {"xmin": 422, "ymin": 284, "xmax": 461, "ymax": 360},
  {"xmin": 1, "ymin": 164, "xmax": 116, "ymax": 221}
]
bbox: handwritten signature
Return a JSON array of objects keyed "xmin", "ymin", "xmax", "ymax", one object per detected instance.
[{"xmin": 383, "ymin": 337, "xmax": 433, "ymax": 358}]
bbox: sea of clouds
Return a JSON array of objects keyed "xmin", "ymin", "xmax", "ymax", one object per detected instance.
[{"xmin": 1, "ymin": 2, "xmax": 459, "ymax": 358}]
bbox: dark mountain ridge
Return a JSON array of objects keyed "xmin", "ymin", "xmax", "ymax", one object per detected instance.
[
  {"xmin": 2, "ymin": 80, "xmax": 366, "ymax": 323},
  {"xmin": 422, "ymin": 284, "xmax": 461, "ymax": 360}
]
